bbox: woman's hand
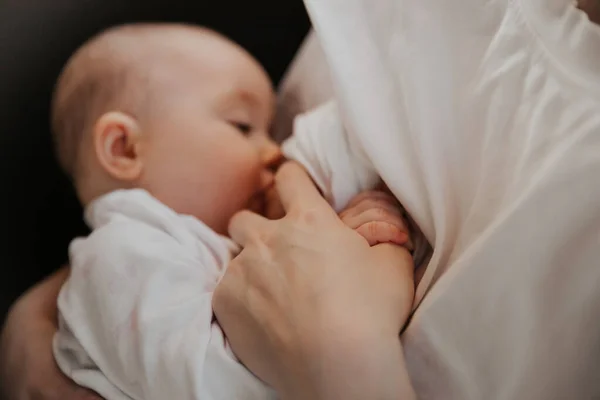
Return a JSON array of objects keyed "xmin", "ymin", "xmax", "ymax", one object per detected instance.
[
  {"xmin": 0, "ymin": 267, "xmax": 102, "ymax": 400},
  {"xmin": 214, "ymin": 162, "xmax": 415, "ymax": 400}
]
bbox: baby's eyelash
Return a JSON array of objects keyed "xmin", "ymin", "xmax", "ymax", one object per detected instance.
[{"xmin": 231, "ymin": 122, "xmax": 252, "ymax": 134}]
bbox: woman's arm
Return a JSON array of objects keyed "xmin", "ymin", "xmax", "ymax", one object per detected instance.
[
  {"xmin": 0, "ymin": 266, "xmax": 101, "ymax": 400},
  {"xmin": 214, "ymin": 163, "xmax": 416, "ymax": 399}
]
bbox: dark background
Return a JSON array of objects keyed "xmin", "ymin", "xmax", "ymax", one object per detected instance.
[{"xmin": 0, "ymin": 0, "xmax": 310, "ymax": 321}]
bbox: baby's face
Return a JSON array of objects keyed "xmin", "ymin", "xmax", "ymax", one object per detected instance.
[{"xmin": 139, "ymin": 34, "xmax": 280, "ymax": 235}]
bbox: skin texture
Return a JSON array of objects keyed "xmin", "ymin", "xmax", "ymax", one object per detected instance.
[
  {"xmin": 126, "ymin": 30, "xmax": 282, "ymax": 235},
  {"xmin": 214, "ymin": 163, "xmax": 416, "ymax": 400}
]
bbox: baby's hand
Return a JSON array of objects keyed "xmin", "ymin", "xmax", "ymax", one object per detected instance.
[{"xmin": 339, "ymin": 190, "xmax": 413, "ymax": 249}]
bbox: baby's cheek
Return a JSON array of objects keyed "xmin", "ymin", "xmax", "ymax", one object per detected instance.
[{"xmin": 230, "ymin": 157, "xmax": 263, "ymax": 203}]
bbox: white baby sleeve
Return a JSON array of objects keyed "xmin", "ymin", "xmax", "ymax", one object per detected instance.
[
  {"xmin": 56, "ymin": 219, "xmax": 272, "ymax": 400},
  {"xmin": 282, "ymin": 100, "xmax": 380, "ymax": 212}
]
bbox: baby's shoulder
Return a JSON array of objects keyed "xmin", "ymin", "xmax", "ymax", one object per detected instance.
[
  {"xmin": 71, "ymin": 189, "xmax": 229, "ymax": 273},
  {"xmin": 69, "ymin": 217, "xmax": 186, "ymax": 268},
  {"xmin": 77, "ymin": 188, "xmax": 192, "ymax": 257}
]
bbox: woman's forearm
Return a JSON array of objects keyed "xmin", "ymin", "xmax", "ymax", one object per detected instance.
[
  {"xmin": 10, "ymin": 265, "xmax": 69, "ymax": 322},
  {"xmin": 0, "ymin": 266, "xmax": 79, "ymax": 400},
  {"xmin": 279, "ymin": 329, "xmax": 415, "ymax": 400},
  {"xmin": 336, "ymin": 338, "xmax": 415, "ymax": 400},
  {"xmin": 286, "ymin": 246, "xmax": 415, "ymax": 400}
]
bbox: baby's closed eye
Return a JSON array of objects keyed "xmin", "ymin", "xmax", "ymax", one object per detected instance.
[{"xmin": 229, "ymin": 121, "xmax": 253, "ymax": 135}]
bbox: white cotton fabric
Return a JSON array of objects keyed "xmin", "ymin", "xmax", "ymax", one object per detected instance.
[
  {"xmin": 282, "ymin": 0, "xmax": 600, "ymax": 398},
  {"xmin": 54, "ymin": 189, "xmax": 276, "ymax": 400},
  {"xmin": 272, "ymin": 32, "xmax": 334, "ymax": 143},
  {"xmin": 282, "ymin": 102, "xmax": 432, "ymax": 267},
  {"xmin": 283, "ymin": 100, "xmax": 379, "ymax": 212}
]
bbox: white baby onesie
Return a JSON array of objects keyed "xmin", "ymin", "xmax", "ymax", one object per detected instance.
[{"xmin": 54, "ymin": 189, "xmax": 276, "ymax": 400}]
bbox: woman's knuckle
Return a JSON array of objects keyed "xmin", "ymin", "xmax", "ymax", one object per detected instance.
[{"xmin": 292, "ymin": 207, "xmax": 320, "ymax": 225}]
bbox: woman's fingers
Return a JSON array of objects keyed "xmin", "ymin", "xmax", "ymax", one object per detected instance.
[
  {"xmin": 215, "ymin": 196, "xmax": 417, "ymax": 398},
  {"xmin": 275, "ymin": 162, "xmax": 336, "ymax": 218},
  {"xmin": 228, "ymin": 210, "xmax": 272, "ymax": 246}
]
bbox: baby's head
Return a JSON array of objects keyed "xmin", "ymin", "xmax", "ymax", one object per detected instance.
[{"xmin": 52, "ymin": 23, "xmax": 280, "ymax": 234}]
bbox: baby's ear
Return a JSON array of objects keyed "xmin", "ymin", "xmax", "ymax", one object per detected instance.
[{"xmin": 93, "ymin": 111, "xmax": 143, "ymax": 182}]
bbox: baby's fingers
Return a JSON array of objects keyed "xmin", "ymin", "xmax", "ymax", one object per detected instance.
[
  {"xmin": 345, "ymin": 189, "xmax": 399, "ymax": 210},
  {"xmin": 355, "ymin": 221, "xmax": 412, "ymax": 248},
  {"xmin": 342, "ymin": 206, "xmax": 408, "ymax": 232},
  {"xmin": 340, "ymin": 197, "xmax": 403, "ymax": 224}
]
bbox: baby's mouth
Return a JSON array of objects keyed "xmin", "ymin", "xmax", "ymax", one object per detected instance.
[
  {"xmin": 247, "ymin": 178, "xmax": 278, "ymax": 217},
  {"xmin": 247, "ymin": 191, "xmax": 267, "ymax": 215}
]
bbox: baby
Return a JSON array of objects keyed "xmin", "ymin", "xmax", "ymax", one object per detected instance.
[{"xmin": 52, "ymin": 24, "xmax": 418, "ymax": 399}]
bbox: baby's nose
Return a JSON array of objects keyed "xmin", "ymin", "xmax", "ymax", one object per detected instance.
[{"xmin": 261, "ymin": 139, "xmax": 284, "ymax": 172}]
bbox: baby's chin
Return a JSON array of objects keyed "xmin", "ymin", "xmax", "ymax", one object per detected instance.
[
  {"xmin": 246, "ymin": 187, "xmax": 285, "ymax": 220},
  {"xmin": 246, "ymin": 192, "xmax": 266, "ymax": 215}
]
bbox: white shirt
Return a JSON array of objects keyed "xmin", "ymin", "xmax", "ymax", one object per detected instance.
[
  {"xmin": 54, "ymin": 189, "xmax": 276, "ymax": 400},
  {"xmin": 292, "ymin": 0, "xmax": 600, "ymax": 398}
]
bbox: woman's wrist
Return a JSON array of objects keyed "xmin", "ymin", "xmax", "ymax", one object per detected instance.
[{"xmin": 278, "ymin": 321, "xmax": 415, "ymax": 400}]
